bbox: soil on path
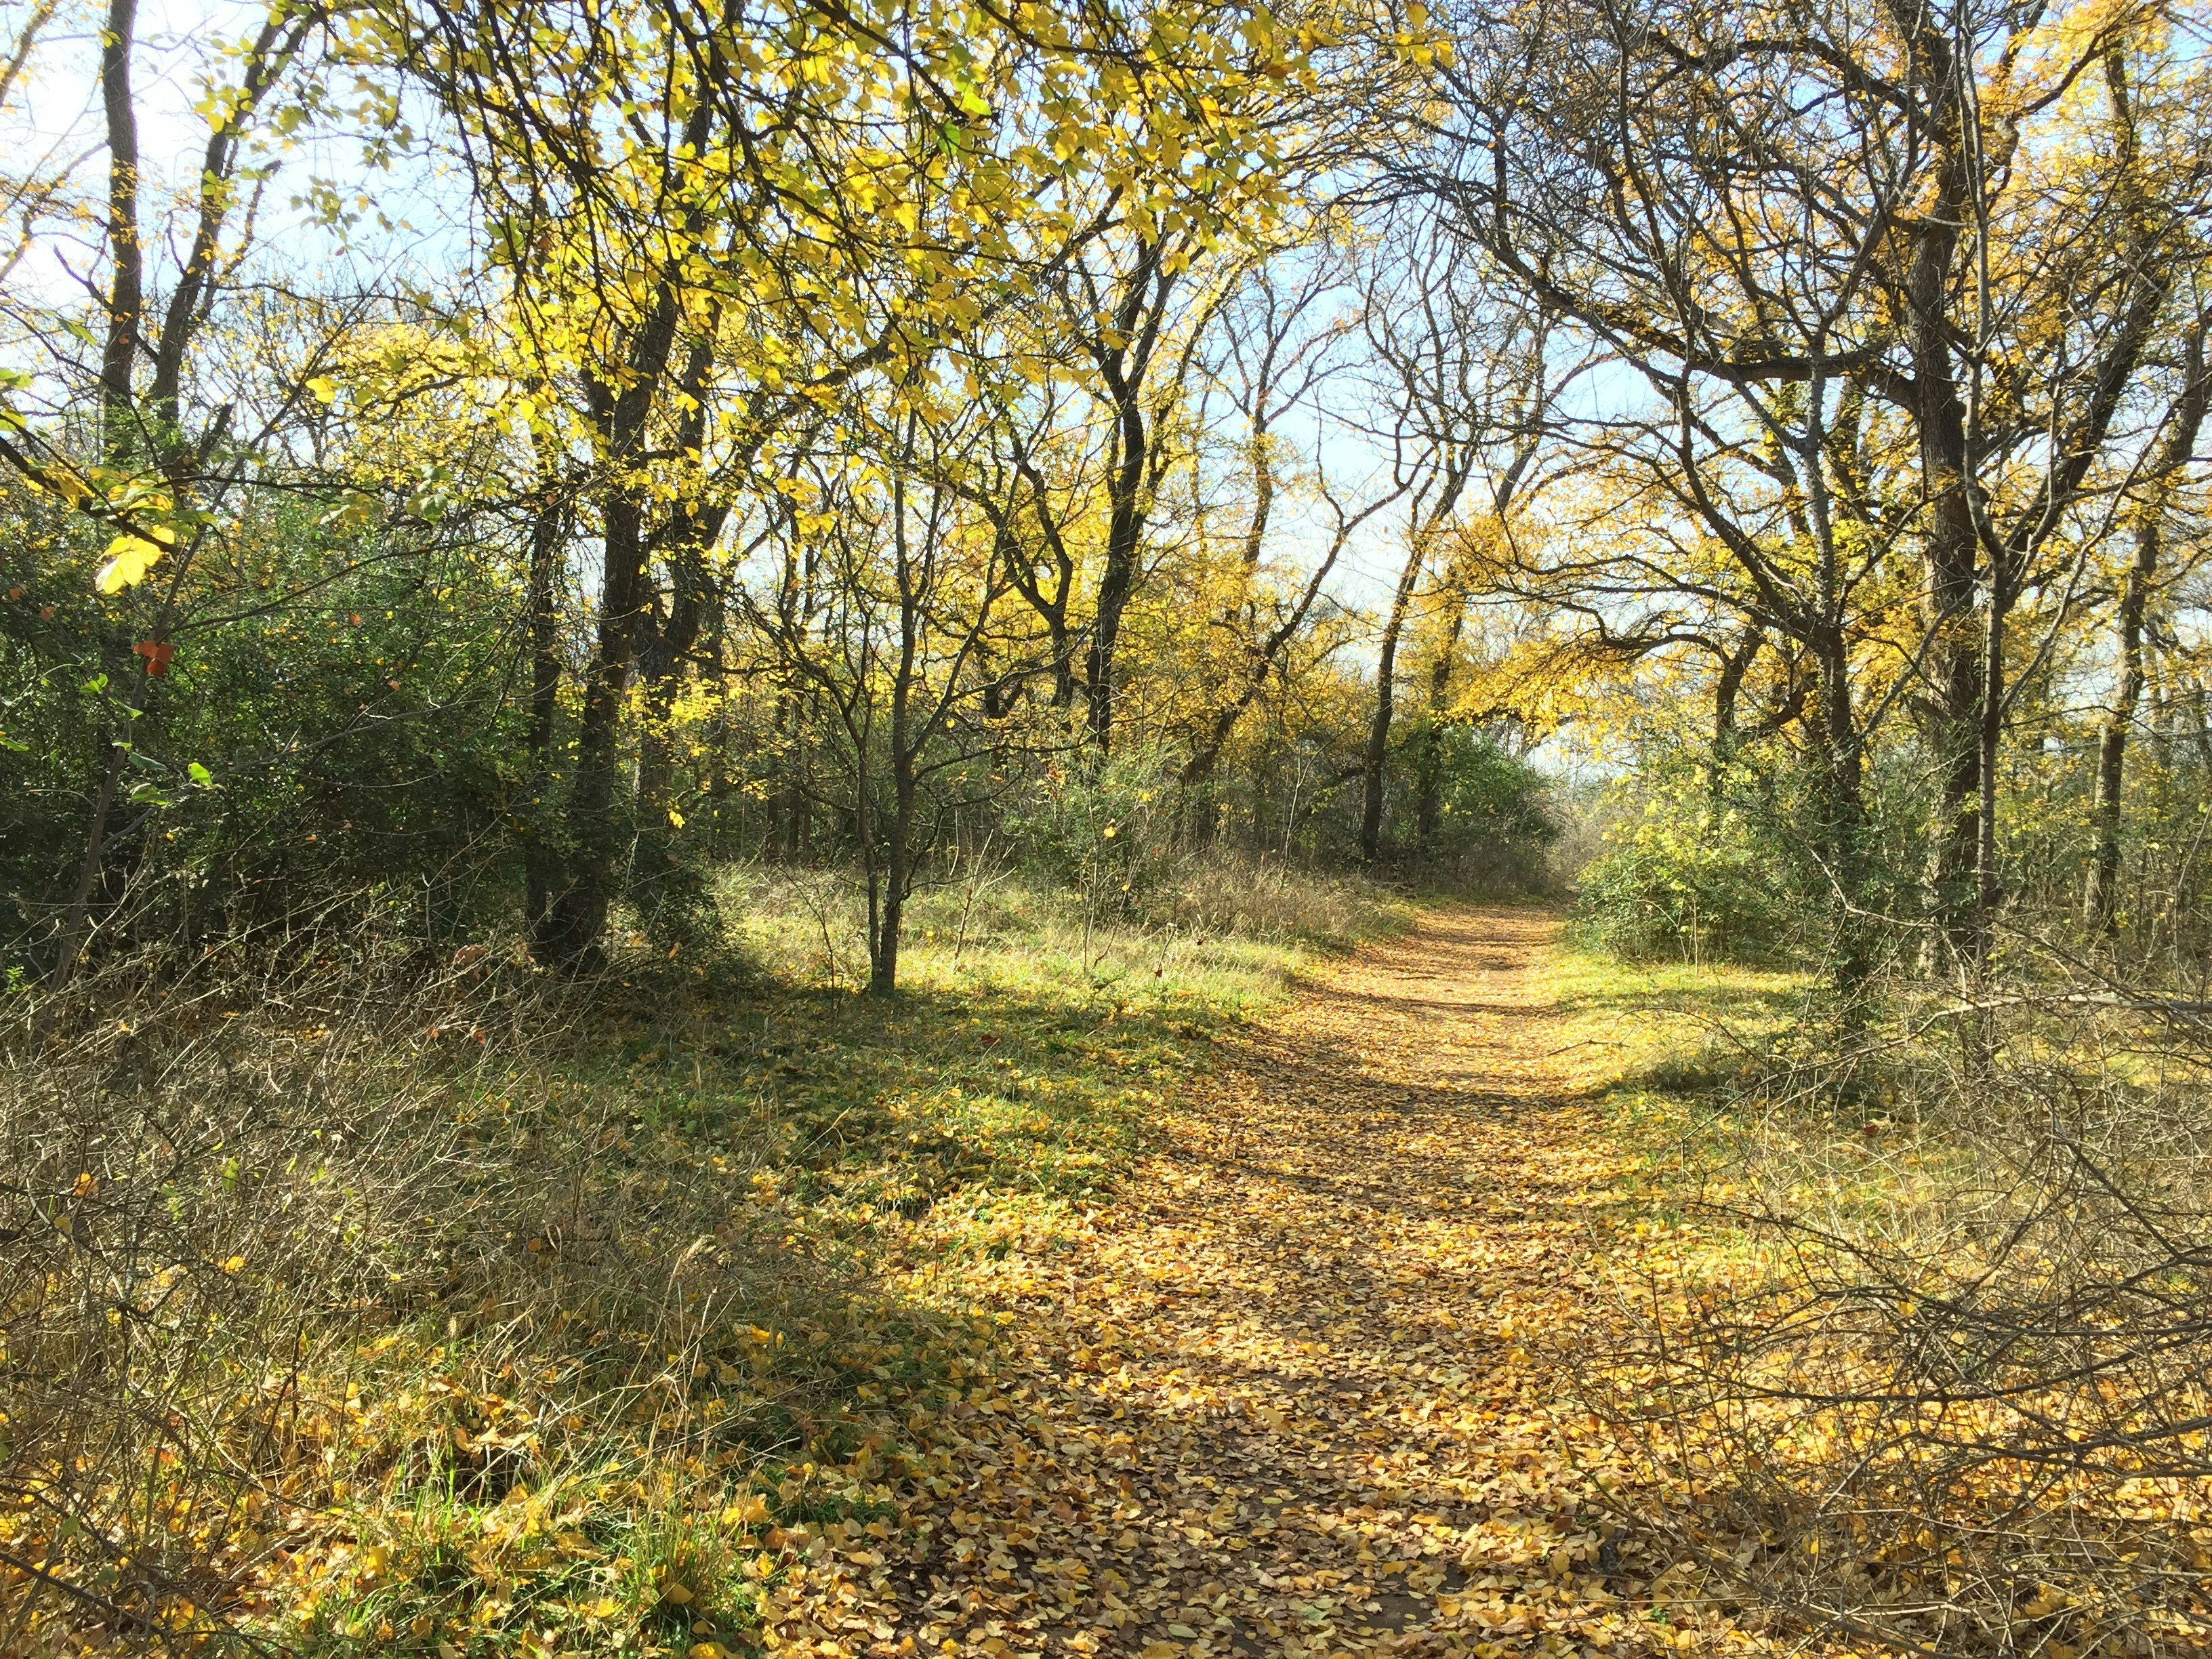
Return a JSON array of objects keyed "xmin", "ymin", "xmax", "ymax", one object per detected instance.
[{"xmin": 860, "ymin": 906, "xmax": 1660, "ymax": 1659}]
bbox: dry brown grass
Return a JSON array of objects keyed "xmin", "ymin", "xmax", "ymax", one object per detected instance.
[
  {"xmin": 1573, "ymin": 987, "xmax": 2212, "ymax": 1657},
  {"xmin": 1146, "ymin": 855, "xmax": 1412, "ymax": 949},
  {"xmin": 0, "ymin": 935, "xmax": 933, "ymax": 1655}
]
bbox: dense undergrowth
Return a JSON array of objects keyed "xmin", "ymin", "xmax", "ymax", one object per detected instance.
[
  {"xmin": 0, "ymin": 865, "xmax": 1408, "ymax": 1656},
  {"xmin": 1552, "ymin": 947, "xmax": 2212, "ymax": 1657}
]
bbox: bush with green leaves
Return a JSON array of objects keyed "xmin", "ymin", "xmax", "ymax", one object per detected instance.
[
  {"xmin": 3, "ymin": 480, "xmax": 534, "ymax": 977},
  {"xmin": 1404, "ymin": 723, "xmax": 1559, "ymax": 890},
  {"xmin": 1004, "ymin": 741, "xmax": 1183, "ymax": 922},
  {"xmin": 1572, "ymin": 779, "xmax": 1801, "ymax": 962}
]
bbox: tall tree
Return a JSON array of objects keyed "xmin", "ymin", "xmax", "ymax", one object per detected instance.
[
  {"xmin": 2085, "ymin": 319, "xmax": 2211, "ymax": 933},
  {"xmin": 1406, "ymin": 0, "xmax": 2212, "ymax": 978}
]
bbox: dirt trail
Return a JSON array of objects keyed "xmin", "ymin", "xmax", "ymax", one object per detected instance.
[{"xmin": 865, "ymin": 906, "xmax": 1656, "ymax": 1659}]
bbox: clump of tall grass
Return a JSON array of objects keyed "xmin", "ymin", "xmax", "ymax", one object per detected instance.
[
  {"xmin": 1149, "ymin": 855, "xmax": 1411, "ymax": 950},
  {"xmin": 722, "ymin": 853, "xmax": 1409, "ymax": 994},
  {"xmin": 0, "ymin": 921, "xmax": 949, "ymax": 1655}
]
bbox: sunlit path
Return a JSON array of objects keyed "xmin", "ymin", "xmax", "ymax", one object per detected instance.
[{"xmin": 787, "ymin": 908, "xmax": 1669, "ymax": 1659}]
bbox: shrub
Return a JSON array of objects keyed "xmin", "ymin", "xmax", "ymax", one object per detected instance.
[
  {"xmin": 1003, "ymin": 741, "xmax": 1183, "ymax": 920},
  {"xmin": 1572, "ymin": 783, "xmax": 1797, "ymax": 962},
  {"xmin": 1577, "ymin": 1000, "xmax": 2212, "ymax": 1656}
]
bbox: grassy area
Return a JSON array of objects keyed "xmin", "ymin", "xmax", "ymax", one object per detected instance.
[
  {"xmin": 0, "ymin": 864, "xmax": 1406, "ymax": 1657},
  {"xmin": 1544, "ymin": 945, "xmax": 1807, "ymax": 1154}
]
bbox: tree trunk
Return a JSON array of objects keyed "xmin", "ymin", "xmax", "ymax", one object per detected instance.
[
  {"xmin": 631, "ymin": 714, "xmax": 680, "ymax": 927},
  {"xmin": 1813, "ymin": 627, "xmax": 1871, "ymax": 1001},
  {"xmin": 98, "ymin": 0, "xmax": 141, "ymax": 455},
  {"xmin": 629, "ymin": 538, "xmax": 719, "ymax": 936},
  {"xmin": 872, "ymin": 460, "xmax": 922, "ymax": 995},
  {"xmin": 1181, "ymin": 746, "xmax": 1223, "ymax": 850},
  {"xmin": 527, "ymin": 221, "xmax": 697, "ymax": 965},
  {"xmin": 869, "ymin": 766, "xmax": 914, "ymax": 995},
  {"xmin": 1919, "ymin": 389, "xmax": 1985, "ymax": 973},
  {"xmin": 1895, "ymin": 66, "xmax": 1984, "ymax": 971},
  {"xmin": 535, "ymin": 476, "xmax": 649, "ymax": 968},
  {"xmin": 1967, "ymin": 570, "xmax": 2015, "ymax": 972},
  {"xmin": 1048, "ymin": 625, "xmax": 1078, "ymax": 710},
  {"xmin": 1414, "ymin": 600, "xmax": 1468, "ymax": 847},
  {"xmin": 2085, "ymin": 527, "xmax": 2152, "ymax": 934},
  {"xmin": 773, "ymin": 688, "xmax": 806, "ymax": 860},
  {"xmin": 626, "ymin": 340, "xmax": 722, "ymax": 937},
  {"xmin": 1361, "ymin": 542, "xmax": 1426, "ymax": 861},
  {"xmin": 1082, "ymin": 243, "xmax": 1171, "ymax": 756},
  {"xmin": 522, "ymin": 484, "xmax": 567, "ymax": 931},
  {"xmin": 1086, "ymin": 392, "xmax": 1146, "ymax": 754},
  {"xmin": 1710, "ymin": 626, "xmax": 1760, "ymax": 796},
  {"xmin": 2086, "ymin": 327, "xmax": 2207, "ymax": 934}
]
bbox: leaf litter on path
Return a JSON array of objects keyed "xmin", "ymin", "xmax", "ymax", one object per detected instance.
[{"xmin": 763, "ymin": 909, "xmax": 1778, "ymax": 1659}]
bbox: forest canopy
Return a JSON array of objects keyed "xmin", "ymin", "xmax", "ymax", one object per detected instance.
[{"xmin": 5, "ymin": 0, "xmax": 2209, "ymax": 996}]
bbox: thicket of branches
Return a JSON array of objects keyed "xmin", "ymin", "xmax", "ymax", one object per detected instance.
[{"xmin": 7, "ymin": 0, "xmax": 2212, "ymax": 1649}]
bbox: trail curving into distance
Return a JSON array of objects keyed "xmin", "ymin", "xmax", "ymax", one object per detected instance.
[{"xmin": 800, "ymin": 906, "xmax": 1681, "ymax": 1659}]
